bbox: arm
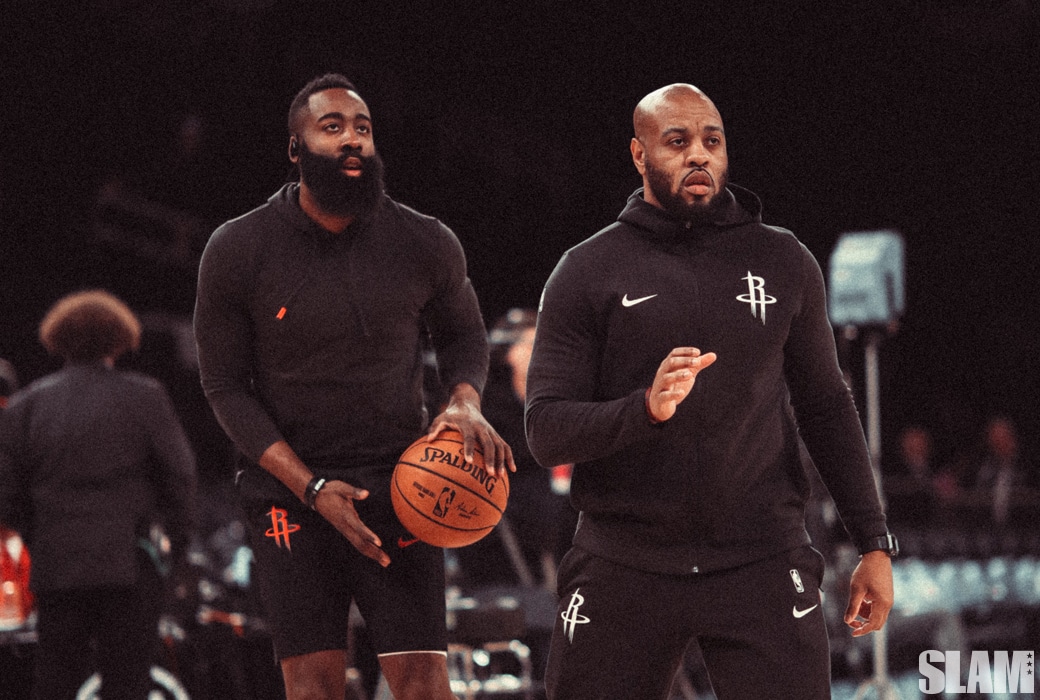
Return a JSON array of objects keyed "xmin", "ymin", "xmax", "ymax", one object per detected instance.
[
  {"xmin": 784, "ymin": 247, "xmax": 889, "ymax": 547},
  {"xmin": 525, "ymin": 253, "xmax": 686, "ymax": 467},
  {"xmin": 423, "ymin": 225, "xmax": 515, "ymax": 476},
  {"xmin": 146, "ymin": 387, "xmax": 198, "ymax": 556},
  {"xmin": 193, "ymin": 227, "xmax": 284, "ymax": 464},
  {"xmin": 784, "ymin": 245, "xmax": 893, "ymax": 633}
]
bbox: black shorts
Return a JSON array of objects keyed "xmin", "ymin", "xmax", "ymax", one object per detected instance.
[
  {"xmin": 244, "ymin": 487, "xmax": 448, "ymax": 661},
  {"xmin": 544, "ymin": 545, "xmax": 830, "ymax": 700}
]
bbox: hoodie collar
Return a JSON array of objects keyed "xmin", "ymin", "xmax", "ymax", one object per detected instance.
[
  {"xmin": 269, "ymin": 182, "xmax": 380, "ymax": 242},
  {"xmin": 617, "ymin": 184, "xmax": 763, "ymax": 241}
]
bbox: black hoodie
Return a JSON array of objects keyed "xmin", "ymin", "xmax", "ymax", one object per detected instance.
[
  {"xmin": 525, "ymin": 186, "xmax": 887, "ymax": 575},
  {"xmin": 194, "ymin": 183, "xmax": 488, "ymax": 500}
]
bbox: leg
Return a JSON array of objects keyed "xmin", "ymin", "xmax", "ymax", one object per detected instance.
[
  {"xmin": 544, "ymin": 548, "xmax": 691, "ymax": 700},
  {"xmin": 281, "ymin": 650, "xmax": 348, "ymax": 700},
  {"xmin": 696, "ymin": 546, "xmax": 832, "ymax": 700},
  {"xmin": 94, "ymin": 583, "xmax": 156, "ymax": 699},
  {"xmin": 351, "ymin": 502, "xmax": 454, "ymax": 695},
  {"xmin": 32, "ymin": 589, "xmax": 96, "ymax": 700},
  {"xmin": 244, "ymin": 498, "xmax": 355, "ymax": 696},
  {"xmin": 379, "ymin": 651, "xmax": 455, "ymax": 700}
]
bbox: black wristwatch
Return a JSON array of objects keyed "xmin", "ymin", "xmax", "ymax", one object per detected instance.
[
  {"xmin": 304, "ymin": 476, "xmax": 328, "ymax": 511},
  {"xmin": 860, "ymin": 532, "xmax": 899, "ymax": 558}
]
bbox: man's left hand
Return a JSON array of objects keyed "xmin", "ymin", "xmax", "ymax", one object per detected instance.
[
  {"xmin": 844, "ymin": 550, "xmax": 894, "ymax": 637},
  {"xmin": 429, "ymin": 383, "xmax": 516, "ymax": 478}
]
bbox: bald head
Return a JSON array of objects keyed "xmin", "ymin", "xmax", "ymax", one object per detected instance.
[
  {"xmin": 633, "ymin": 84, "xmax": 720, "ymax": 141},
  {"xmin": 630, "ymin": 83, "xmax": 729, "ymax": 220}
]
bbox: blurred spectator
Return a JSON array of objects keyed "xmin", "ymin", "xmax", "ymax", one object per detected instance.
[
  {"xmin": 964, "ymin": 416, "xmax": 1037, "ymax": 528},
  {"xmin": 934, "ymin": 414, "xmax": 1039, "ymax": 536},
  {"xmin": 883, "ymin": 425, "xmax": 940, "ymax": 529},
  {"xmin": 0, "ymin": 359, "xmax": 18, "ymax": 409},
  {"xmin": 0, "ymin": 289, "xmax": 197, "ymax": 699},
  {"xmin": 456, "ymin": 308, "xmax": 577, "ymax": 590}
]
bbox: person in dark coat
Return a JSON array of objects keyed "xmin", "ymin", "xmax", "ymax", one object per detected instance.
[{"xmin": 0, "ymin": 289, "xmax": 197, "ymax": 699}]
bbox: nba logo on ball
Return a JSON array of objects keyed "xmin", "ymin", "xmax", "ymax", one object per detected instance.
[
  {"xmin": 391, "ymin": 430, "xmax": 509, "ymax": 548},
  {"xmin": 433, "ymin": 487, "xmax": 455, "ymax": 517}
]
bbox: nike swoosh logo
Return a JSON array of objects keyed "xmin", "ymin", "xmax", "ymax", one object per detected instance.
[
  {"xmin": 792, "ymin": 604, "xmax": 819, "ymax": 619},
  {"xmin": 621, "ymin": 293, "xmax": 658, "ymax": 307},
  {"xmin": 398, "ymin": 536, "xmax": 420, "ymax": 548}
]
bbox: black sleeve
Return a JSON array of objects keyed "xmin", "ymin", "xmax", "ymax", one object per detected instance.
[
  {"xmin": 194, "ymin": 225, "xmax": 285, "ymax": 463},
  {"xmin": 145, "ymin": 384, "xmax": 198, "ymax": 551},
  {"xmin": 423, "ymin": 223, "xmax": 489, "ymax": 396},
  {"xmin": 525, "ymin": 252, "xmax": 661, "ymax": 469},
  {"xmin": 784, "ymin": 245, "xmax": 889, "ymax": 550}
]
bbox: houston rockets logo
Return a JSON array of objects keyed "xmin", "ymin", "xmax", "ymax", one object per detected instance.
[
  {"xmin": 265, "ymin": 507, "xmax": 301, "ymax": 550},
  {"xmin": 736, "ymin": 271, "xmax": 776, "ymax": 324},
  {"xmin": 561, "ymin": 588, "xmax": 590, "ymax": 643}
]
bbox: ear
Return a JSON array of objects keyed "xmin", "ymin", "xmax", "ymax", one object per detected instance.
[
  {"xmin": 288, "ymin": 136, "xmax": 300, "ymax": 161},
  {"xmin": 630, "ymin": 137, "xmax": 646, "ymax": 175}
]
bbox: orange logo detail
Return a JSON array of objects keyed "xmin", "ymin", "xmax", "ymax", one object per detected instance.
[{"xmin": 265, "ymin": 507, "xmax": 300, "ymax": 549}]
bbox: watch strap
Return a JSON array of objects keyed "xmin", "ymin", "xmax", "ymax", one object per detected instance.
[
  {"xmin": 304, "ymin": 476, "xmax": 328, "ymax": 511},
  {"xmin": 860, "ymin": 532, "xmax": 899, "ymax": 557}
]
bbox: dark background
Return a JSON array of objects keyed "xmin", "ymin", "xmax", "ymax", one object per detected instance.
[{"xmin": 2, "ymin": 0, "xmax": 1038, "ymax": 474}]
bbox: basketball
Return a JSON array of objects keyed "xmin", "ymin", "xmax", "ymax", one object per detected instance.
[{"xmin": 391, "ymin": 429, "xmax": 509, "ymax": 548}]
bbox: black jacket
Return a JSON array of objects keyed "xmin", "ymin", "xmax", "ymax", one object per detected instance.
[
  {"xmin": 526, "ymin": 186, "xmax": 887, "ymax": 575},
  {"xmin": 0, "ymin": 363, "xmax": 197, "ymax": 592},
  {"xmin": 194, "ymin": 183, "xmax": 489, "ymax": 499}
]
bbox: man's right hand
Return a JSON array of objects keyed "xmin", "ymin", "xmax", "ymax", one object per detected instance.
[
  {"xmin": 258, "ymin": 441, "xmax": 391, "ymax": 567},
  {"xmin": 313, "ymin": 480, "xmax": 390, "ymax": 567},
  {"xmin": 646, "ymin": 347, "xmax": 717, "ymax": 422}
]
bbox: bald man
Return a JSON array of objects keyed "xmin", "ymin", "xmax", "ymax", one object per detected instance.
[{"xmin": 525, "ymin": 84, "xmax": 896, "ymax": 698}]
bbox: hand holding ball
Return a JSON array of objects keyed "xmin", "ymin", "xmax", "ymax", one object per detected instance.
[{"xmin": 391, "ymin": 429, "xmax": 509, "ymax": 548}]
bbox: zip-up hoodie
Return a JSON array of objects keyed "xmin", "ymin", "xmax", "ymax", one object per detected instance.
[
  {"xmin": 194, "ymin": 183, "xmax": 488, "ymax": 500},
  {"xmin": 525, "ymin": 185, "xmax": 887, "ymax": 575}
]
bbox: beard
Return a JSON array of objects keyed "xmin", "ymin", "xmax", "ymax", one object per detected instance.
[
  {"xmin": 645, "ymin": 161, "xmax": 729, "ymax": 224},
  {"xmin": 297, "ymin": 141, "xmax": 385, "ymax": 218}
]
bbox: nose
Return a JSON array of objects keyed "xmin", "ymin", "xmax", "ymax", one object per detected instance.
[
  {"xmin": 341, "ymin": 128, "xmax": 363, "ymax": 151},
  {"xmin": 685, "ymin": 142, "xmax": 709, "ymax": 167}
]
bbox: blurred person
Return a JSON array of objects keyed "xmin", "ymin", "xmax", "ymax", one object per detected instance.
[
  {"xmin": 0, "ymin": 359, "xmax": 18, "ymax": 409},
  {"xmin": 526, "ymin": 84, "xmax": 896, "ymax": 699},
  {"xmin": 884, "ymin": 425, "xmax": 941, "ymax": 529},
  {"xmin": 966, "ymin": 416, "xmax": 1035, "ymax": 528},
  {"xmin": 193, "ymin": 73, "xmax": 514, "ymax": 700},
  {"xmin": 0, "ymin": 290, "xmax": 197, "ymax": 699}
]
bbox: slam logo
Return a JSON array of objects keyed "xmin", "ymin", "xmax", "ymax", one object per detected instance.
[{"xmin": 919, "ymin": 650, "xmax": 1033, "ymax": 695}]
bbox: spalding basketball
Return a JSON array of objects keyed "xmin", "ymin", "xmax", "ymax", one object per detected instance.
[{"xmin": 391, "ymin": 429, "xmax": 509, "ymax": 548}]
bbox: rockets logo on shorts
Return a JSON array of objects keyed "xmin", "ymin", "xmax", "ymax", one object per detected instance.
[{"xmin": 265, "ymin": 507, "xmax": 301, "ymax": 550}]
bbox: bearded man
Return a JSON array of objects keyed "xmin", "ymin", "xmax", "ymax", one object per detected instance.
[
  {"xmin": 194, "ymin": 73, "xmax": 513, "ymax": 700},
  {"xmin": 525, "ymin": 83, "xmax": 897, "ymax": 699}
]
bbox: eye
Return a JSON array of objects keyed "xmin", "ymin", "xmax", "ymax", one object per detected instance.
[
  {"xmin": 323, "ymin": 123, "xmax": 341, "ymax": 133},
  {"xmin": 669, "ymin": 137, "xmax": 686, "ymax": 147},
  {"xmin": 706, "ymin": 136, "xmax": 722, "ymax": 146},
  {"xmin": 356, "ymin": 124, "xmax": 371, "ymax": 134}
]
